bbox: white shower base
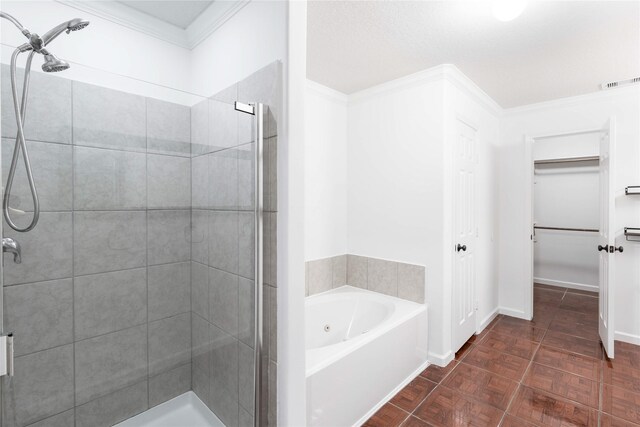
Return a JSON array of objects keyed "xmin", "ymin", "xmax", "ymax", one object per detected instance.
[{"xmin": 115, "ymin": 391, "xmax": 224, "ymax": 427}]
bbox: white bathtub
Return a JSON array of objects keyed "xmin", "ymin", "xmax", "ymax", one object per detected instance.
[{"xmin": 306, "ymin": 286, "xmax": 428, "ymax": 427}]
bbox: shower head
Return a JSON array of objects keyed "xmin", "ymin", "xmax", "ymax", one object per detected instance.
[
  {"xmin": 67, "ymin": 19, "xmax": 90, "ymax": 32},
  {"xmin": 41, "ymin": 18, "xmax": 90, "ymax": 46},
  {"xmin": 41, "ymin": 54, "xmax": 70, "ymax": 73}
]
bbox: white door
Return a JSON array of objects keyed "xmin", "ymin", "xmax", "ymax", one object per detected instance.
[
  {"xmin": 452, "ymin": 119, "xmax": 478, "ymax": 352},
  {"xmin": 599, "ymin": 117, "xmax": 616, "ymax": 358}
]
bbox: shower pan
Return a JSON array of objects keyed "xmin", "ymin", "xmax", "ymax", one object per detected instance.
[{"xmin": 0, "ymin": 7, "xmax": 280, "ymax": 427}]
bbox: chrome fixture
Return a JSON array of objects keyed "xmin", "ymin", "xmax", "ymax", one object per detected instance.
[
  {"xmin": 534, "ymin": 155, "xmax": 599, "ymax": 166},
  {"xmin": 624, "ymin": 227, "xmax": 640, "ymax": 242},
  {"xmin": 534, "ymin": 225, "xmax": 599, "ymax": 233},
  {"xmin": 0, "ymin": 12, "xmax": 89, "ymax": 232},
  {"xmin": 2, "ymin": 238, "xmax": 21, "ymax": 264},
  {"xmin": 234, "ymin": 100, "xmax": 264, "ymax": 427},
  {"xmin": 625, "ymin": 186, "xmax": 640, "ymax": 196},
  {"xmin": 41, "ymin": 53, "xmax": 70, "ymax": 73}
]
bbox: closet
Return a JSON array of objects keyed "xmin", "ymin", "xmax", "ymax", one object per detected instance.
[{"xmin": 533, "ymin": 133, "xmax": 600, "ymax": 293}]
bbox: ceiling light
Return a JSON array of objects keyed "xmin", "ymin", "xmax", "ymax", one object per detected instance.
[{"xmin": 492, "ymin": 0, "xmax": 527, "ymax": 22}]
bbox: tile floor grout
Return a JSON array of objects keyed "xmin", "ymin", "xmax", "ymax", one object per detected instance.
[{"xmin": 364, "ymin": 284, "xmax": 640, "ymax": 427}]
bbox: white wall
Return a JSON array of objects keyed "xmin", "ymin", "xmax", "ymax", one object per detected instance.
[
  {"xmin": 499, "ymin": 85, "xmax": 640, "ymax": 343},
  {"xmin": 533, "ymin": 135, "xmax": 600, "ymax": 291},
  {"xmin": 304, "ymin": 81, "xmax": 348, "ymax": 260},
  {"xmin": 189, "ymin": 1, "xmax": 287, "ymax": 98}
]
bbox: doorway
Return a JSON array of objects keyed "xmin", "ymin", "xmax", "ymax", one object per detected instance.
[{"xmin": 524, "ymin": 120, "xmax": 617, "ymax": 358}]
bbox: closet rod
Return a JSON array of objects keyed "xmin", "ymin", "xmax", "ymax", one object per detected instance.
[
  {"xmin": 534, "ymin": 225, "xmax": 599, "ymax": 233},
  {"xmin": 534, "ymin": 156, "xmax": 599, "ymax": 165}
]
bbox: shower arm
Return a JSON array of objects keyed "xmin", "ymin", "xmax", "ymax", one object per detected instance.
[{"xmin": 3, "ymin": 48, "xmax": 40, "ymax": 232}]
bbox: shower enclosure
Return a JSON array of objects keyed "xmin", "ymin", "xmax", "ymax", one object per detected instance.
[{"xmin": 0, "ymin": 10, "xmax": 279, "ymax": 427}]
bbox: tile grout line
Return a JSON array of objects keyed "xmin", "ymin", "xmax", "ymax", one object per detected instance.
[
  {"xmin": 408, "ymin": 341, "xmax": 476, "ymax": 424},
  {"xmin": 369, "ymin": 290, "xmax": 617, "ymax": 427},
  {"xmin": 507, "ymin": 293, "xmax": 606, "ymax": 425},
  {"xmin": 497, "ymin": 310, "xmax": 550, "ymax": 426}
]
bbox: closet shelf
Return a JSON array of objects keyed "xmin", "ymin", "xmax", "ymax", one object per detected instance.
[{"xmin": 625, "ymin": 186, "xmax": 640, "ymax": 196}]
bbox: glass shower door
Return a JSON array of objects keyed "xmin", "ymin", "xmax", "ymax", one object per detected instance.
[{"xmin": 0, "ymin": 53, "xmax": 279, "ymax": 427}]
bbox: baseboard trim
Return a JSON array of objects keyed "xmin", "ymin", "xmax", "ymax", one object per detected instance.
[
  {"xmin": 352, "ymin": 358, "xmax": 430, "ymax": 427},
  {"xmin": 427, "ymin": 349, "xmax": 454, "ymax": 367},
  {"xmin": 477, "ymin": 308, "xmax": 499, "ymax": 333},
  {"xmin": 615, "ymin": 331, "xmax": 640, "ymax": 346},
  {"xmin": 498, "ymin": 306, "xmax": 529, "ymax": 320},
  {"xmin": 534, "ymin": 277, "xmax": 598, "ymax": 293}
]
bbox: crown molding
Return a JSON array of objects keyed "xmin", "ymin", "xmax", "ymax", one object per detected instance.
[
  {"xmin": 441, "ymin": 64, "xmax": 503, "ymax": 116},
  {"xmin": 347, "ymin": 64, "xmax": 449, "ymax": 105},
  {"xmin": 503, "ymin": 83, "xmax": 640, "ymax": 116},
  {"xmin": 187, "ymin": 0, "xmax": 249, "ymax": 48},
  {"xmin": 56, "ymin": 0, "xmax": 249, "ymax": 50},
  {"xmin": 306, "ymin": 79, "xmax": 349, "ymax": 105},
  {"xmin": 346, "ymin": 64, "xmax": 503, "ymax": 117}
]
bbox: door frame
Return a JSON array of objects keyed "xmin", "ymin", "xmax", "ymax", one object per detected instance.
[{"xmin": 523, "ymin": 126, "xmax": 603, "ymax": 320}]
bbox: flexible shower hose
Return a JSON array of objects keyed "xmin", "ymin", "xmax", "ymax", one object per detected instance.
[{"xmin": 3, "ymin": 48, "xmax": 40, "ymax": 232}]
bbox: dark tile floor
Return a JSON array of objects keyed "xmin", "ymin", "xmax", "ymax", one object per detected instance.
[{"xmin": 364, "ymin": 284, "xmax": 640, "ymax": 427}]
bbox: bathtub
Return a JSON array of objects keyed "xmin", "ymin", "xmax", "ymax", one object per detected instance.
[{"xmin": 306, "ymin": 286, "xmax": 428, "ymax": 427}]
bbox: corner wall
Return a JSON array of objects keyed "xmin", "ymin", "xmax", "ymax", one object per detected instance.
[
  {"xmin": 304, "ymin": 82, "xmax": 348, "ymax": 260},
  {"xmin": 347, "ymin": 75, "xmax": 448, "ymax": 361}
]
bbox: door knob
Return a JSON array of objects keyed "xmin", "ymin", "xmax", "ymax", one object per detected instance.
[
  {"xmin": 613, "ymin": 246, "xmax": 624, "ymax": 253},
  {"xmin": 457, "ymin": 244, "xmax": 467, "ymax": 252},
  {"xmin": 597, "ymin": 245, "xmax": 608, "ymax": 252}
]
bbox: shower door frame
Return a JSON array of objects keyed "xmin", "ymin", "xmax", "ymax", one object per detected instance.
[{"xmin": 236, "ymin": 100, "xmax": 266, "ymax": 427}]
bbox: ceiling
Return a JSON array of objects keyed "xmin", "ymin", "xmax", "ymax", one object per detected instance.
[
  {"xmin": 307, "ymin": 1, "xmax": 640, "ymax": 108},
  {"xmin": 117, "ymin": 1, "xmax": 214, "ymax": 29}
]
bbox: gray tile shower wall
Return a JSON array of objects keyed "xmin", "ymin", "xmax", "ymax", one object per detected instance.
[
  {"xmin": 1, "ymin": 65, "xmax": 193, "ymax": 427},
  {"xmin": 306, "ymin": 254, "xmax": 426, "ymax": 304},
  {"xmin": 190, "ymin": 61, "xmax": 280, "ymax": 427}
]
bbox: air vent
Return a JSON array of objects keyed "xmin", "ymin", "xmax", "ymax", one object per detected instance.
[{"xmin": 601, "ymin": 77, "xmax": 640, "ymax": 90}]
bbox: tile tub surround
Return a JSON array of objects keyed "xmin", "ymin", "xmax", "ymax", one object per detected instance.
[
  {"xmin": 189, "ymin": 62, "xmax": 281, "ymax": 427},
  {"xmin": 305, "ymin": 254, "xmax": 426, "ymax": 303},
  {"xmin": 1, "ymin": 70, "xmax": 193, "ymax": 427},
  {"xmin": 363, "ymin": 285, "xmax": 640, "ymax": 427}
]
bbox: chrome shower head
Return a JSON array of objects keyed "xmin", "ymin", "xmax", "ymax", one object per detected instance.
[
  {"xmin": 67, "ymin": 19, "xmax": 89, "ymax": 32},
  {"xmin": 42, "ymin": 54, "xmax": 69, "ymax": 73},
  {"xmin": 41, "ymin": 18, "xmax": 90, "ymax": 46}
]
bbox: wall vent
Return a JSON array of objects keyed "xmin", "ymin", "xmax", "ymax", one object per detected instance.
[{"xmin": 601, "ymin": 77, "xmax": 640, "ymax": 90}]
